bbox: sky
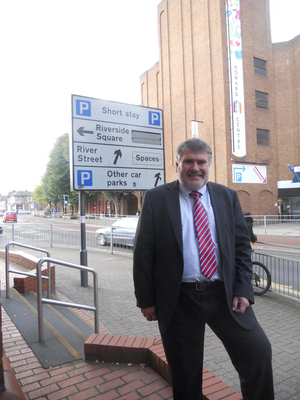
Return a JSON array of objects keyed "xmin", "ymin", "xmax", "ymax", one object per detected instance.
[{"xmin": 0, "ymin": 0, "xmax": 299, "ymax": 197}]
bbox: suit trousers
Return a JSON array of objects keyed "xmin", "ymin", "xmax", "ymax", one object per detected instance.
[{"xmin": 160, "ymin": 281, "xmax": 274, "ymax": 400}]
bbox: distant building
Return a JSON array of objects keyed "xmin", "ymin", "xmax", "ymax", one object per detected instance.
[
  {"xmin": 7, "ymin": 191, "xmax": 33, "ymax": 213},
  {"xmin": 140, "ymin": 0, "xmax": 300, "ymax": 216},
  {"xmin": 0, "ymin": 200, "xmax": 6, "ymax": 214}
]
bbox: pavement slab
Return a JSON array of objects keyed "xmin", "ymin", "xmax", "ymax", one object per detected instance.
[{"xmin": 1, "ymin": 245, "xmax": 300, "ymax": 399}]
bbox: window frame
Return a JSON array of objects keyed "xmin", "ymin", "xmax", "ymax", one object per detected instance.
[
  {"xmin": 255, "ymin": 91, "xmax": 269, "ymax": 109},
  {"xmin": 257, "ymin": 128, "xmax": 270, "ymax": 146},
  {"xmin": 254, "ymin": 57, "xmax": 267, "ymax": 77}
]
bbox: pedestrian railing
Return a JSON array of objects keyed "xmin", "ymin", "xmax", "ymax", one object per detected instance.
[
  {"xmin": 1, "ymin": 219, "xmax": 300, "ymax": 300},
  {"xmin": 0, "ymin": 224, "xmax": 133, "ymax": 255},
  {"xmin": 1, "ymin": 217, "xmax": 299, "ymax": 253},
  {"xmin": 252, "ymin": 251, "xmax": 300, "ymax": 300},
  {"xmin": 252, "ymin": 215, "xmax": 300, "ymax": 236},
  {"xmin": 5, "ymin": 241, "xmax": 51, "ymax": 299},
  {"xmin": 36, "ymin": 257, "xmax": 99, "ymax": 343},
  {"xmin": 1, "ymin": 217, "xmax": 299, "ymax": 247}
]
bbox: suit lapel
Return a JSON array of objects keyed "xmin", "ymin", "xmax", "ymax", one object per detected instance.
[
  {"xmin": 207, "ymin": 182, "xmax": 226, "ymax": 254},
  {"xmin": 165, "ymin": 181, "xmax": 227, "ymax": 256},
  {"xmin": 166, "ymin": 181, "xmax": 183, "ymax": 254}
]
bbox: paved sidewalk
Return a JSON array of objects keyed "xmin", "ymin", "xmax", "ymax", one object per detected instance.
[
  {"xmin": 2, "ymin": 309, "xmax": 172, "ymax": 400},
  {"xmin": 1, "ymin": 245, "xmax": 300, "ymax": 399}
]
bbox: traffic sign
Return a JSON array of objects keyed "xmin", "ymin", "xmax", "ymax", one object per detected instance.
[
  {"xmin": 71, "ymin": 95, "xmax": 164, "ymax": 191},
  {"xmin": 232, "ymin": 164, "xmax": 267, "ymax": 184}
]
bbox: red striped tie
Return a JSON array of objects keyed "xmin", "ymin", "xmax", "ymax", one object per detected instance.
[{"xmin": 190, "ymin": 192, "xmax": 218, "ymax": 280}]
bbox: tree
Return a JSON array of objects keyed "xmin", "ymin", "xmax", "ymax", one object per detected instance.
[
  {"xmin": 32, "ymin": 185, "xmax": 47, "ymax": 204},
  {"xmin": 42, "ymin": 133, "xmax": 70, "ymax": 207},
  {"xmin": 101, "ymin": 191, "xmax": 126, "ymax": 216},
  {"xmin": 32, "ymin": 185, "xmax": 48, "ymax": 210},
  {"xmin": 38, "ymin": 133, "xmax": 130, "ymax": 214}
]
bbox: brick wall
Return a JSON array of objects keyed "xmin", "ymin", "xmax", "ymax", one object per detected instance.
[
  {"xmin": 140, "ymin": 0, "xmax": 300, "ymax": 215},
  {"xmin": 13, "ymin": 266, "xmax": 55, "ymax": 295},
  {"xmin": 0, "ymin": 250, "xmax": 55, "ymax": 295},
  {"xmin": 273, "ymin": 37, "xmax": 300, "ymax": 182},
  {"xmin": 0, "ymin": 251, "xmax": 38, "ymax": 270}
]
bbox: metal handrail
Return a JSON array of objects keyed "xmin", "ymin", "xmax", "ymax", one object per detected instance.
[
  {"xmin": 36, "ymin": 257, "xmax": 99, "ymax": 343},
  {"xmin": 5, "ymin": 242, "xmax": 51, "ymax": 299}
]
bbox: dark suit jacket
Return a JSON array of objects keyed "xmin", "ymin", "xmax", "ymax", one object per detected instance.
[{"xmin": 133, "ymin": 180, "xmax": 255, "ymax": 334}]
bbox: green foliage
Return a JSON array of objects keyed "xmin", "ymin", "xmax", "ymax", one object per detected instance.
[
  {"xmin": 68, "ymin": 191, "xmax": 78, "ymax": 206},
  {"xmin": 38, "ymin": 133, "xmax": 129, "ymax": 213},
  {"xmin": 42, "ymin": 133, "xmax": 70, "ymax": 204},
  {"xmin": 32, "ymin": 185, "xmax": 47, "ymax": 203}
]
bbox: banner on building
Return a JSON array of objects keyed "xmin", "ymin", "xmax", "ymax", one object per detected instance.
[{"xmin": 225, "ymin": 0, "xmax": 246, "ymax": 157}]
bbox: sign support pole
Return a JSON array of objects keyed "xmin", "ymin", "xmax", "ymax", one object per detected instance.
[{"xmin": 79, "ymin": 191, "xmax": 88, "ymax": 287}]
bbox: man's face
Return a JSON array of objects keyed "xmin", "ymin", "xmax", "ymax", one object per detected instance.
[{"xmin": 176, "ymin": 149, "xmax": 210, "ymax": 191}]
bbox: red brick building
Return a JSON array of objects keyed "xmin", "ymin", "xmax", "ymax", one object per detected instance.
[{"xmin": 140, "ymin": 0, "xmax": 300, "ymax": 216}]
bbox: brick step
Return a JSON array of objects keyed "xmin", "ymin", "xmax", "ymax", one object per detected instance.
[
  {"xmin": 85, "ymin": 334, "xmax": 242, "ymax": 400},
  {"xmin": 0, "ymin": 353, "xmax": 26, "ymax": 400}
]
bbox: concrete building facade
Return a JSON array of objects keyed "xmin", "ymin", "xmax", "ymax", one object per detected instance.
[{"xmin": 140, "ymin": 0, "xmax": 300, "ymax": 216}]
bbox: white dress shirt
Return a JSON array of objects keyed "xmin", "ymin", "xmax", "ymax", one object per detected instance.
[{"xmin": 178, "ymin": 183, "xmax": 222, "ymax": 282}]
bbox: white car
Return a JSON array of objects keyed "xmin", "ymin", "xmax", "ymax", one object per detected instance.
[
  {"xmin": 18, "ymin": 210, "xmax": 31, "ymax": 214},
  {"xmin": 95, "ymin": 217, "xmax": 139, "ymax": 247}
]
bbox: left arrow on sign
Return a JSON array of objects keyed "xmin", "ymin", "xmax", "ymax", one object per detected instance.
[{"xmin": 77, "ymin": 127, "xmax": 94, "ymax": 136}]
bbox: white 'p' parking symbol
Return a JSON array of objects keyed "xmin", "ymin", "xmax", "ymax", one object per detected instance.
[
  {"xmin": 76, "ymin": 100, "xmax": 91, "ymax": 116},
  {"xmin": 148, "ymin": 111, "xmax": 160, "ymax": 126},
  {"xmin": 78, "ymin": 170, "xmax": 93, "ymax": 186}
]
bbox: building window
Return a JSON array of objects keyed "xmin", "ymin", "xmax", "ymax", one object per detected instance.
[
  {"xmin": 257, "ymin": 129, "xmax": 269, "ymax": 146},
  {"xmin": 254, "ymin": 57, "xmax": 267, "ymax": 76},
  {"xmin": 255, "ymin": 91, "xmax": 268, "ymax": 109}
]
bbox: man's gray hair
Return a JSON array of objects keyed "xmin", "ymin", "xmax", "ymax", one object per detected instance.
[{"xmin": 175, "ymin": 138, "xmax": 213, "ymax": 164}]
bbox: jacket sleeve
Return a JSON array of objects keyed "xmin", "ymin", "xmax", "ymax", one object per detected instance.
[
  {"xmin": 133, "ymin": 190, "xmax": 156, "ymax": 309},
  {"xmin": 232, "ymin": 191, "xmax": 254, "ymax": 304}
]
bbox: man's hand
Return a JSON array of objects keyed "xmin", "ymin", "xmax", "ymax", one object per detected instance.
[
  {"xmin": 232, "ymin": 296, "xmax": 249, "ymax": 314},
  {"xmin": 141, "ymin": 307, "xmax": 157, "ymax": 321}
]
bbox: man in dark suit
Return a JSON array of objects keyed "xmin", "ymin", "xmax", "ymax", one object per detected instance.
[{"xmin": 133, "ymin": 138, "xmax": 274, "ymax": 399}]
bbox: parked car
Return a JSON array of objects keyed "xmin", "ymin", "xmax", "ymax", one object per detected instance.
[
  {"xmin": 0, "ymin": 226, "xmax": 3, "ymax": 234},
  {"xmin": 95, "ymin": 217, "xmax": 139, "ymax": 247},
  {"xmin": 18, "ymin": 209, "xmax": 31, "ymax": 214},
  {"xmin": 3, "ymin": 211, "xmax": 17, "ymax": 223}
]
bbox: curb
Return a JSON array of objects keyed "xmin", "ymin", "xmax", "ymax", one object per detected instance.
[{"xmin": 84, "ymin": 333, "xmax": 242, "ymax": 400}]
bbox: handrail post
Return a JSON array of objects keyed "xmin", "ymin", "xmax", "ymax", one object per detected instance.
[
  {"xmin": 5, "ymin": 252, "xmax": 99, "ymax": 343},
  {"xmin": 110, "ymin": 227, "xmax": 113, "ymax": 255},
  {"xmin": 5, "ymin": 243, "xmax": 10, "ymax": 298},
  {"xmin": 36, "ymin": 259, "xmax": 45, "ymax": 343},
  {"xmin": 50, "ymin": 224, "xmax": 53, "ymax": 247},
  {"xmin": 46, "ymin": 252, "xmax": 51, "ymax": 299},
  {"xmin": 80, "ymin": 191, "xmax": 88, "ymax": 287},
  {"xmin": 93, "ymin": 271, "xmax": 99, "ymax": 333}
]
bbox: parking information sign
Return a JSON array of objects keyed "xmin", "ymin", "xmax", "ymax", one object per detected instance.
[{"xmin": 71, "ymin": 95, "xmax": 165, "ymax": 191}]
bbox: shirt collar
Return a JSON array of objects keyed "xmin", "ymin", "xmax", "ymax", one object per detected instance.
[{"xmin": 179, "ymin": 182, "xmax": 207, "ymax": 199}]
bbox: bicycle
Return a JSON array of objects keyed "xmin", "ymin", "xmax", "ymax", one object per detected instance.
[
  {"xmin": 244, "ymin": 213, "xmax": 272, "ymax": 296},
  {"xmin": 252, "ymin": 258, "xmax": 271, "ymax": 296}
]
